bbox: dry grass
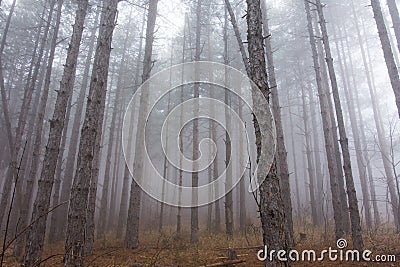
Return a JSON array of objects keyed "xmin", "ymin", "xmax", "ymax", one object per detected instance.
[{"xmin": 2, "ymin": 225, "xmax": 400, "ymax": 266}]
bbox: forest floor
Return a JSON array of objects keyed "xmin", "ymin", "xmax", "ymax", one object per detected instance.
[{"xmin": 2, "ymin": 225, "xmax": 400, "ymax": 266}]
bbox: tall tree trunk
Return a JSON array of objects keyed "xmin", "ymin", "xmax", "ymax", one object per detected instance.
[
  {"xmin": 55, "ymin": 7, "xmax": 100, "ymax": 241},
  {"xmin": 387, "ymin": 0, "xmax": 400, "ymax": 53},
  {"xmin": 238, "ymin": 92, "xmax": 246, "ymax": 231},
  {"xmin": 0, "ymin": 0, "xmax": 54, "ymax": 229},
  {"xmin": 300, "ymin": 79, "xmax": 318, "ymax": 226},
  {"xmin": 304, "ymin": 0, "xmax": 344, "ymax": 239},
  {"xmin": 287, "ymin": 90, "xmax": 302, "ymax": 218},
  {"xmin": 23, "ymin": 1, "xmax": 89, "ymax": 265},
  {"xmin": 116, "ymin": 8, "xmax": 146, "ymax": 240},
  {"xmin": 48, "ymin": 91, "xmax": 73, "ymax": 243},
  {"xmin": 159, "ymin": 68, "xmax": 172, "ymax": 233},
  {"xmin": 0, "ymin": 0, "xmax": 16, "ymax": 166},
  {"xmin": 190, "ymin": 0, "xmax": 202, "ymax": 244},
  {"xmin": 314, "ymin": 12, "xmax": 351, "ymax": 234},
  {"xmin": 246, "ymin": 0, "xmax": 288, "ymax": 264},
  {"xmin": 331, "ymin": 23, "xmax": 373, "ymax": 230},
  {"xmin": 223, "ymin": 7, "xmax": 234, "ymax": 238},
  {"xmin": 370, "ymin": 0, "xmax": 400, "ymax": 118},
  {"xmin": 351, "ymin": 0, "xmax": 399, "ymax": 228},
  {"xmin": 108, "ymin": 102, "xmax": 124, "ymax": 231},
  {"xmin": 14, "ymin": 0, "xmax": 63, "ymax": 257},
  {"xmin": 261, "ymin": 0, "xmax": 294, "ymax": 245},
  {"xmin": 64, "ymin": 0, "xmax": 118, "ymax": 265},
  {"xmin": 125, "ymin": 0, "xmax": 159, "ymax": 249},
  {"xmin": 316, "ymin": 0, "xmax": 363, "ymax": 251},
  {"xmin": 84, "ymin": 83, "xmax": 111, "ymax": 255},
  {"xmin": 97, "ymin": 31, "xmax": 129, "ymax": 239},
  {"xmin": 307, "ymin": 82, "xmax": 324, "ymax": 223}
]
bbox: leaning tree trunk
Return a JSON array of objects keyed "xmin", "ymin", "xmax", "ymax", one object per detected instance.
[
  {"xmin": 14, "ymin": 0, "xmax": 63, "ymax": 257},
  {"xmin": 0, "ymin": 0, "xmax": 54, "ymax": 229},
  {"xmin": 304, "ymin": 0, "xmax": 344, "ymax": 239},
  {"xmin": 370, "ymin": 0, "xmax": 400, "ymax": 118},
  {"xmin": 351, "ymin": 0, "xmax": 399, "ymax": 228},
  {"xmin": 331, "ymin": 23, "xmax": 372, "ymax": 231},
  {"xmin": 97, "ymin": 36, "xmax": 128, "ymax": 239},
  {"xmin": 316, "ymin": 0, "xmax": 363, "ymax": 251},
  {"xmin": 125, "ymin": 0, "xmax": 159, "ymax": 249},
  {"xmin": 64, "ymin": 0, "xmax": 119, "ymax": 265},
  {"xmin": 313, "ymin": 10, "xmax": 351, "ymax": 234},
  {"xmin": 246, "ymin": 0, "xmax": 288, "ymax": 265},
  {"xmin": 0, "ymin": 0, "xmax": 16, "ymax": 165},
  {"xmin": 54, "ymin": 7, "xmax": 100, "ymax": 241},
  {"xmin": 22, "ymin": 1, "xmax": 89, "ymax": 266},
  {"xmin": 387, "ymin": 0, "xmax": 400, "ymax": 54}
]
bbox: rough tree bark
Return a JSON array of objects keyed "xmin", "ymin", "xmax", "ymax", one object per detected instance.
[
  {"xmin": 63, "ymin": 0, "xmax": 118, "ymax": 265},
  {"xmin": 23, "ymin": 1, "xmax": 89, "ymax": 265},
  {"xmin": 55, "ymin": 7, "xmax": 100, "ymax": 241},
  {"xmin": 97, "ymin": 28, "xmax": 129, "ymax": 239},
  {"xmin": 261, "ymin": 0, "xmax": 294, "ymax": 245},
  {"xmin": 246, "ymin": 0, "xmax": 288, "ymax": 264}
]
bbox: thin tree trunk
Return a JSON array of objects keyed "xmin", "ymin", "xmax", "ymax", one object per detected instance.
[
  {"xmin": 351, "ymin": 0, "xmax": 399, "ymax": 228},
  {"xmin": 300, "ymin": 79, "xmax": 318, "ymax": 226},
  {"xmin": 370, "ymin": 0, "xmax": 400, "ymax": 118},
  {"xmin": 387, "ymin": 0, "xmax": 400, "ymax": 53},
  {"xmin": 190, "ymin": 0, "xmax": 202, "ymax": 244},
  {"xmin": 223, "ymin": 7, "xmax": 234, "ymax": 238},
  {"xmin": 159, "ymin": 69, "xmax": 172, "ymax": 233},
  {"xmin": 316, "ymin": 0, "xmax": 363, "ymax": 251},
  {"xmin": 0, "ymin": 0, "xmax": 16, "ymax": 164},
  {"xmin": 108, "ymin": 102, "xmax": 124, "ymax": 231},
  {"xmin": 23, "ymin": 1, "xmax": 89, "ymax": 265},
  {"xmin": 125, "ymin": 0, "xmax": 159, "ymax": 249},
  {"xmin": 48, "ymin": 92, "xmax": 73, "ymax": 243},
  {"xmin": 331, "ymin": 23, "xmax": 373, "ymax": 230},
  {"xmin": 304, "ymin": 0, "xmax": 344, "ymax": 239},
  {"xmin": 261, "ymin": 0, "xmax": 293, "ymax": 245},
  {"xmin": 307, "ymin": 82, "xmax": 324, "ymax": 224},
  {"xmin": 97, "ymin": 35, "xmax": 128, "ymax": 239},
  {"xmin": 116, "ymin": 8, "xmax": 146, "ymax": 240},
  {"xmin": 287, "ymin": 90, "xmax": 302, "ymax": 219},
  {"xmin": 313, "ymin": 11, "xmax": 350, "ymax": 234},
  {"xmin": 0, "ymin": 0, "xmax": 54, "ymax": 229},
  {"xmin": 14, "ymin": 0, "xmax": 63, "ymax": 257}
]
